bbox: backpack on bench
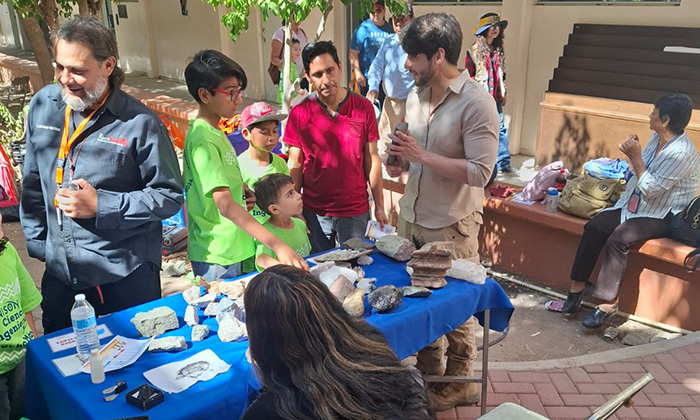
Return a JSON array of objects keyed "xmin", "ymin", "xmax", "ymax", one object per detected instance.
[{"xmin": 669, "ymin": 195, "xmax": 700, "ymax": 273}]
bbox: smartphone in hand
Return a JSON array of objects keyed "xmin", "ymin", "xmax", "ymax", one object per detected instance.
[{"xmin": 386, "ymin": 121, "xmax": 408, "ymax": 165}]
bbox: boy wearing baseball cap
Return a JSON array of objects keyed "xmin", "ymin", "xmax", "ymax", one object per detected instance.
[{"xmin": 182, "ymin": 50, "xmax": 308, "ymax": 281}]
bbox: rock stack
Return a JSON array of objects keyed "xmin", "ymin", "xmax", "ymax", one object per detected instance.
[{"xmin": 407, "ymin": 242, "xmax": 453, "ymax": 289}]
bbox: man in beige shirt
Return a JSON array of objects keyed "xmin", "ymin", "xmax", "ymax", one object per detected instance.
[{"xmin": 386, "ymin": 12, "xmax": 498, "ymax": 412}]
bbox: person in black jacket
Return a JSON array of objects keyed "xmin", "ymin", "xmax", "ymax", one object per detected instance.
[{"xmin": 242, "ymin": 265, "xmax": 434, "ymax": 420}]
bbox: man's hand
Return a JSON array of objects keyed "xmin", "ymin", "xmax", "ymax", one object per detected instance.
[
  {"xmin": 355, "ymin": 71, "xmax": 367, "ymax": 88},
  {"xmin": 366, "ymin": 90, "xmax": 378, "ymax": 103},
  {"xmin": 56, "ymin": 178, "xmax": 97, "ymax": 219},
  {"xmin": 243, "ymin": 183, "xmax": 256, "ymax": 212},
  {"xmin": 388, "ymin": 130, "xmax": 427, "ymax": 164},
  {"xmin": 501, "ymin": 95, "xmax": 507, "ymax": 107},
  {"xmin": 275, "ymin": 244, "xmax": 310, "ymax": 271},
  {"xmin": 374, "ymin": 205, "xmax": 388, "ymax": 229},
  {"xmin": 619, "ymin": 134, "xmax": 642, "ymax": 161}
]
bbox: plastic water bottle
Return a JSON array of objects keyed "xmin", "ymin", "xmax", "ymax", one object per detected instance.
[
  {"xmin": 545, "ymin": 187, "xmax": 560, "ymax": 213},
  {"xmin": 71, "ymin": 294, "xmax": 100, "ymax": 362}
]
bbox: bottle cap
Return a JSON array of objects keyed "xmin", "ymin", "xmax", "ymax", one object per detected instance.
[
  {"xmin": 91, "ymin": 348, "xmax": 100, "ymax": 355},
  {"xmin": 75, "ymin": 294, "xmax": 86, "ymax": 301},
  {"xmin": 547, "ymin": 189, "xmax": 559, "ymax": 196}
]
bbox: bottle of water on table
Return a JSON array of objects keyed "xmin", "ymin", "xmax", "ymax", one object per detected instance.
[{"xmin": 71, "ymin": 294, "xmax": 100, "ymax": 362}]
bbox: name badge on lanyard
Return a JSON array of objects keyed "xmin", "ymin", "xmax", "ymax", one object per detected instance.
[{"xmin": 628, "ymin": 190, "xmax": 641, "ymax": 214}]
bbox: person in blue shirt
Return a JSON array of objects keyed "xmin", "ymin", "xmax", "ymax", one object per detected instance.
[
  {"xmin": 349, "ymin": 0, "xmax": 393, "ymax": 99},
  {"xmin": 366, "ymin": 2, "xmax": 415, "ymax": 159}
]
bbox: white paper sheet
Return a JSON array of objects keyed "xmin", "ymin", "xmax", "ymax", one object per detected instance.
[
  {"xmin": 47, "ymin": 325, "xmax": 113, "ymax": 353},
  {"xmin": 365, "ymin": 220, "xmax": 396, "ymax": 240},
  {"xmin": 79, "ymin": 335, "xmax": 153, "ymax": 373},
  {"xmin": 51, "ymin": 353, "xmax": 85, "ymax": 377},
  {"xmin": 143, "ymin": 349, "xmax": 231, "ymax": 394}
]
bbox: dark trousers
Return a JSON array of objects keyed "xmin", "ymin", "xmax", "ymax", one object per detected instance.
[
  {"xmin": 0, "ymin": 359, "xmax": 24, "ymax": 420},
  {"xmin": 570, "ymin": 208, "xmax": 671, "ymax": 302},
  {"xmin": 41, "ymin": 262, "xmax": 161, "ymax": 334},
  {"xmin": 303, "ymin": 209, "xmax": 370, "ymax": 254}
]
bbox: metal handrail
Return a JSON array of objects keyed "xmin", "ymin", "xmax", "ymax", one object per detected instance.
[{"xmin": 584, "ymin": 373, "xmax": 654, "ymax": 420}]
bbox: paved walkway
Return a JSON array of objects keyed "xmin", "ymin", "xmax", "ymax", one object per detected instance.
[{"xmin": 438, "ymin": 333, "xmax": 700, "ymax": 420}]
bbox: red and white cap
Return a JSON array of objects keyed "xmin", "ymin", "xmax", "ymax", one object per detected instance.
[{"xmin": 240, "ymin": 102, "xmax": 288, "ymax": 129}]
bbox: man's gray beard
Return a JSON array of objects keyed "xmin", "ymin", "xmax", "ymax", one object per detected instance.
[{"xmin": 60, "ymin": 77, "xmax": 108, "ymax": 112}]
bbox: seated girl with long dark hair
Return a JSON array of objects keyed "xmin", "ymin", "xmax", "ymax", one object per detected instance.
[{"xmin": 242, "ymin": 265, "xmax": 434, "ymax": 420}]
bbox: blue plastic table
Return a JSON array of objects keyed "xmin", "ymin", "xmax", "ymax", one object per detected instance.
[{"xmin": 25, "ymin": 252, "xmax": 513, "ymax": 420}]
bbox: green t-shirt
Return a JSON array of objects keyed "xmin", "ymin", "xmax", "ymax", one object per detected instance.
[
  {"xmin": 183, "ymin": 118, "xmax": 255, "ymax": 265},
  {"xmin": 0, "ymin": 242, "xmax": 42, "ymax": 374},
  {"xmin": 238, "ymin": 150, "xmax": 290, "ymax": 224},
  {"xmin": 255, "ymin": 218, "xmax": 311, "ymax": 271},
  {"xmin": 277, "ymin": 62, "xmax": 298, "ymax": 104}
]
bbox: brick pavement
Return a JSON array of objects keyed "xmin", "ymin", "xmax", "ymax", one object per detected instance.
[{"xmin": 437, "ymin": 341, "xmax": 700, "ymax": 420}]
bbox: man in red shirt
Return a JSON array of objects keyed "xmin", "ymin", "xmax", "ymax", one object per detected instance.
[{"xmin": 286, "ymin": 40, "xmax": 387, "ymax": 253}]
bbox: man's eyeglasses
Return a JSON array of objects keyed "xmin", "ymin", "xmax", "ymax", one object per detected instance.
[{"xmin": 211, "ymin": 87, "xmax": 244, "ymax": 101}]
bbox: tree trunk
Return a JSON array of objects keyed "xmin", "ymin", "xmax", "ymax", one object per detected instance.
[
  {"xmin": 77, "ymin": 0, "xmax": 90, "ymax": 15},
  {"xmin": 77, "ymin": 0, "xmax": 103, "ymax": 17},
  {"xmin": 38, "ymin": 0, "xmax": 60, "ymax": 34},
  {"xmin": 315, "ymin": 0, "xmax": 334, "ymax": 41},
  {"xmin": 281, "ymin": 22, "xmax": 293, "ymax": 115},
  {"xmin": 18, "ymin": 15, "xmax": 54, "ymax": 87}
]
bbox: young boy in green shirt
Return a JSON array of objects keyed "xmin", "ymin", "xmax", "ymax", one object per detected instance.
[
  {"xmin": 277, "ymin": 39, "xmax": 303, "ymax": 104},
  {"xmin": 183, "ymin": 49, "xmax": 308, "ymax": 281},
  {"xmin": 238, "ymin": 102, "xmax": 289, "ymax": 224},
  {"xmin": 0, "ymin": 214, "xmax": 41, "ymax": 419},
  {"xmin": 253, "ymin": 173, "xmax": 311, "ymax": 271}
]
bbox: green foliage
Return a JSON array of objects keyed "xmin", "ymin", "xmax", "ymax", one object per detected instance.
[
  {"xmin": 0, "ymin": 101, "xmax": 24, "ymax": 145},
  {"xmin": 202, "ymin": 0, "xmax": 406, "ymax": 42}
]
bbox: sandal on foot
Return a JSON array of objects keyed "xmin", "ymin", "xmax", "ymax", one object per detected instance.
[{"xmin": 562, "ymin": 282, "xmax": 594, "ymax": 316}]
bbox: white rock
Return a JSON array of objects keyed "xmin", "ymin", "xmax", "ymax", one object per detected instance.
[
  {"xmin": 218, "ymin": 317, "xmax": 247, "ymax": 342},
  {"xmin": 131, "ymin": 307, "xmax": 179, "ymax": 337},
  {"xmin": 446, "ymin": 259, "xmax": 487, "ymax": 285},
  {"xmin": 163, "ymin": 260, "xmax": 187, "ymax": 277},
  {"xmin": 191, "ymin": 293, "xmax": 217, "ymax": 309},
  {"xmin": 234, "ymin": 294, "xmax": 245, "ymax": 311},
  {"xmin": 182, "ymin": 286, "xmax": 202, "ymax": 304},
  {"xmin": 148, "ymin": 336, "xmax": 187, "ymax": 352},
  {"xmin": 216, "ymin": 297, "xmax": 243, "ymax": 322},
  {"xmin": 319, "ymin": 266, "xmax": 358, "ymax": 288},
  {"xmin": 185, "ymin": 305, "xmax": 199, "ymax": 326},
  {"xmin": 356, "ymin": 277, "xmax": 377, "ymax": 294},
  {"xmin": 203, "ymin": 302, "xmax": 220, "ymax": 316},
  {"xmin": 191, "ymin": 325, "xmax": 210, "ymax": 342},
  {"xmin": 310, "ymin": 261, "xmax": 335, "ymax": 278}
]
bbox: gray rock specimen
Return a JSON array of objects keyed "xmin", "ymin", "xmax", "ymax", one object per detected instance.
[
  {"xmin": 191, "ymin": 292, "xmax": 217, "ymax": 309},
  {"xmin": 622, "ymin": 332, "xmax": 649, "ymax": 346},
  {"xmin": 218, "ymin": 317, "xmax": 248, "ymax": 342},
  {"xmin": 354, "ymin": 266, "xmax": 365, "ymax": 279},
  {"xmin": 182, "ymin": 286, "xmax": 202, "ymax": 305},
  {"xmin": 447, "ymin": 259, "xmax": 487, "ymax": 285},
  {"xmin": 402, "ymin": 286, "xmax": 432, "ymax": 298},
  {"xmin": 148, "ymin": 336, "xmax": 187, "ymax": 352},
  {"xmin": 234, "ymin": 295, "xmax": 245, "ymax": 311},
  {"xmin": 191, "ymin": 325, "xmax": 210, "ymax": 342},
  {"xmin": 407, "ymin": 242, "xmax": 452, "ymax": 289},
  {"xmin": 651, "ymin": 332, "xmax": 682, "ymax": 343},
  {"xmin": 602, "ymin": 327, "xmax": 619, "ymax": 343},
  {"xmin": 343, "ymin": 288, "xmax": 365, "ymax": 317},
  {"xmin": 343, "ymin": 237, "xmax": 376, "ymax": 251},
  {"xmin": 216, "ymin": 297, "xmax": 243, "ymax": 322},
  {"xmin": 356, "ymin": 277, "xmax": 377, "ymax": 294},
  {"xmin": 310, "ymin": 261, "xmax": 335, "ymax": 278},
  {"xmin": 218, "ymin": 280, "xmax": 245, "ymax": 300},
  {"xmin": 203, "ymin": 301, "xmax": 220, "ymax": 317},
  {"xmin": 329, "ymin": 275, "xmax": 355, "ymax": 302},
  {"xmin": 376, "ymin": 235, "xmax": 416, "ymax": 261},
  {"xmin": 368, "ymin": 285, "xmax": 403, "ymax": 313},
  {"xmin": 163, "ymin": 260, "xmax": 186, "ymax": 277},
  {"xmin": 131, "ymin": 307, "xmax": 179, "ymax": 337},
  {"xmin": 357, "ymin": 255, "xmax": 373, "ymax": 266},
  {"xmin": 185, "ymin": 305, "xmax": 199, "ymax": 326},
  {"xmin": 314, "ymin": 248, "xmax": 372, "ymax": 262}
]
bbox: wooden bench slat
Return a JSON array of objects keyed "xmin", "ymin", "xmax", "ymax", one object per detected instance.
[
  {"xmin": 557, "ymin": 57, "xmax": 700, "ymax": 82},
  {"xmin": 568, "ymin": 33, "xmax": 700, "ymax": 51},
  {"xmin": 553, "ymin": 68, "xmax": 700, "ymax": 95},
  {"xmin": 563, "ymin": 45, "xmax": 700, "ymax": 67},
  {"xmin": 573, "ymin": 23, "xmax": 700, "ymax": 39}
]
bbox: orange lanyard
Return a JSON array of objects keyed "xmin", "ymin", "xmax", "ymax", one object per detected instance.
[{"xmin": 54, "ymin": 96, "xmax": 108, "ymax": 185}]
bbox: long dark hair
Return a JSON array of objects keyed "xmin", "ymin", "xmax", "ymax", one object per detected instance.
[
  {"xmin": 476, "ymin": 28, "xmax": 506, "ymax": 70},
  {"xmin": 245, "ymin": 265, "xmax": 434, "ymax": 420}
]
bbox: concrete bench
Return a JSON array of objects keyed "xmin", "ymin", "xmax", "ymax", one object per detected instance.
[{"xmin": 479, "ymin": 188, "xmax": 700, "ymax": 331}]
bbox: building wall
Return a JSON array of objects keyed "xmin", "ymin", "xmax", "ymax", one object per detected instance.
[
  {"xmin": 113, "ymin": 1, "xmax": 151, "ymax": 75},
  {"xmin": 521, "ymin": 1, "xmax": 700, "ymax": 155}
]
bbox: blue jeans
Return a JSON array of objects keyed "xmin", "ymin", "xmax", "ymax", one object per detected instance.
[
  {"xmin": 191, "ymin": 261, "xmax": 242, "ymax": 281},
  {"xmin": 303, "ymin": 209, "xmax": 370, "ymax": 254},
  {"xmin": 496, "ymin": 101, "xmax": 511, "ymax": 170}
]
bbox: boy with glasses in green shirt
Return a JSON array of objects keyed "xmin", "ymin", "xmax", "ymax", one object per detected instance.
[{"xmin": 183, "ymin": 50, "xmax": 308, "ymax": 281}]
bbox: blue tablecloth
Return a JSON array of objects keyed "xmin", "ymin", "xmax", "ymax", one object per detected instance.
[{"xmin": 26, "ymin": 252, "xmax": 513, "ymax": 420}]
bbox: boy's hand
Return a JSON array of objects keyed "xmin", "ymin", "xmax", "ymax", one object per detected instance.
[
  {"xmin": 276, "ymin": 244, "xmax": 309, "ymax": 271},
  {"xmin": 374, "ymin": 205, "xmax": 388, "ymax": 229},
  {"xmin": 243, "ymin": 183, "xmax": 256, "ymax": 212}
]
